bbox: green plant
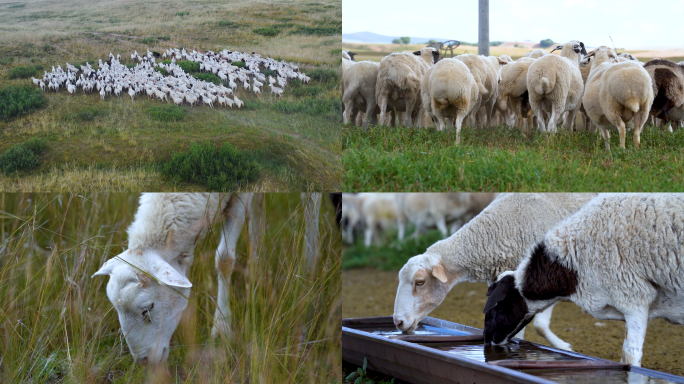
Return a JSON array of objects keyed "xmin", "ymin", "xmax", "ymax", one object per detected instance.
[
  {"xmin": 292, "ymin": 26, "xmax": 340, "ymax": 36},
  {"xmin": 253, "ymin": 27, "xmax": 279, "ymax": 37},
  {"xmin": 161, "ymin": 141, "xmax": 260, "ymax": 190},
  {"xmin": 343, "ymin": 229, "xmax": 443, "ymax": 270},
  {"xmin": 8, "ymin": 65, "xmax": 42, "ymax": 79},
  {"xmin": 195, "ymin": 72, "xmax": 221, "ymax": 84},
  {"xmin": 540, "ymin": 39, "xmax": 555, "ymax": 48},
  {"xmin": 345, "ymin": 358, "xmax": 394, "ymax": 384},
  {"xmin": 308, "ymin": 68, "xmax": 338, "ymax": 83},
  {"xmin": 0, "ymin": 137, "xmax": 48, "ymax": 174},
  {"xmin": 232, "ymin": 61, "xmax": 246, "ymax": 68},
  {"xmin": 175, "ymin": 11, "xmax": 189, "ymax": 16},
  {"xmin": 0, "ymin": 85, "xmax": 47, "ymax": 121},
  {"xmin": 175, "ymin": 60, "xmax": 200, "ymax": 73},
  {"xmin": 146, "ymin": 105, "xmax": 187, "ymax": 121},
  {"xmin": 77, "ymin": 107, "xmax": 107, "ymax": 121},
  {"xmin": 218, "ymin": 20, "xmax": 236, "ymax": 27}
]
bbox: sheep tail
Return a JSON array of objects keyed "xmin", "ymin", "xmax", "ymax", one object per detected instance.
[
  {"xmin": 624, "ymin": 99, "xmax": 640, "ymax": 114},
  {"xmin": 478, "ymin": 83, "xmax": 488, "ymax": 96},
  {"xmin": 536, "ymin": 77, "xmax": 550, "ymax": 95}
]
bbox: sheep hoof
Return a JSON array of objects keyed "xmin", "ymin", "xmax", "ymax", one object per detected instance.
[{"xmin": 211, "ymin": 318, "xmax": 234, "ymax": 341}]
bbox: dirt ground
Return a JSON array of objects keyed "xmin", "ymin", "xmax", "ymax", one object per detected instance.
[{"xmin": 343, "ymin": 269, "xmax": 684, "ymax": 376}]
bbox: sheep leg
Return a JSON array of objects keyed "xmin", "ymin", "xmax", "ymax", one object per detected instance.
[
  {"xmin": 211, "ymin": 193, "xmax": 248, "ymax": 340},
  {"xmin": 533, "ymin": 304, "xmax": 572, "ymax": 351},
  {"xmin": 565, "ymin": 107, "xmax": 578, "ymax": 132},
  {"xmin": 404, "ymin": 97, "xmax": 417, "ymax": 128},
  {"xmin": 342, "ymin": 89, "xmax": 355, "ymax": 125},
  {"xmin": 377, "ymin": 93, "xmax": 389, "ymax": 126},
  {"xmin": 364, "ymin": 220, "xmax": 375, "ymax": 247},
  {"xmin": 632, "ymin": 107, "xmax": 649, "ymax": 149},
  {"xmin": 599, "ymin": 127, "xmax": 611, "ymax": 151},
  {"xmin": 436, "ymin": 216, "xmax": 448, "ymax": 239},
  {"xmin": 605, "ymin": 106, "xmax": 627, "ymax": 149},
  {"xmin": 621, "ymin": 310, "xmax": 649, "ymax": 367},
  {"xmin": 454, "ymin": 110, "xmax": 467, "ymax": 145},
  {"xmin": 363, "ymin": 95, "xmax": 377, "ymax": 129}
]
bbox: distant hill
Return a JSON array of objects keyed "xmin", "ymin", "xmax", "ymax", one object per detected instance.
[{"xmin": 342, "ymin": 31, "xmax": 452, "ymax": 44}]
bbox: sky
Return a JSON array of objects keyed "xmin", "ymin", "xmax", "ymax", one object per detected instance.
[{"xmin": 342, "ymin": 0, "xmax": 684, "ymax": 49}]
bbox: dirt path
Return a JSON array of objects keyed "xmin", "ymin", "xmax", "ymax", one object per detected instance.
[{"xmin": 343, "ymin": 269, "xmax": 684, "ymax": 376}]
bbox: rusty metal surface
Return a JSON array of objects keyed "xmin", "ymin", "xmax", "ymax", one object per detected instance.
[{"xmin": 342, "ymin": 316, "xmax": 684, "ymax": 384}]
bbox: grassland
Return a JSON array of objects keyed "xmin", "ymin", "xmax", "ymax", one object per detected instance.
[
  {"xmin": 0, "ymin": 193, "xmax": 341, "ymax": 383},
  {"xmin": 0, "ymin": 0, "xmax": 342, "ymax": 191},
  {"xmin": 344, "ymin": 124, "xmax": 684, "ymax": 192}
]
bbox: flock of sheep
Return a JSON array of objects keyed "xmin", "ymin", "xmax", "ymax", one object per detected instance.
[
  {"xmin": 341, "ymin": 193, "xmax": 496, "ymax": 247},
  {"xmin": 383, "ymin": 192, "xmax": 684, "ymax": 368},
  {"xmin": 342, "ymin": 42, "xmax": 684, "ymax": 149},
  {"xmin": 30, "ymin": 48, "xmax": 311, "ymax": 109}
]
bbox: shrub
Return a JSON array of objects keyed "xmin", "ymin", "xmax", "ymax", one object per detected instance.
[
  {"xmin": 231, "ymin": 61, "xmax": 246, "ymax": 68},
  {"xmin": 8, "ymin": 65, "xmax": 42, "ymax": 79},
  {"xmin": 194, "ymin": 72, "xmax": 221, "ymax": 84},
  {"xmin": 0, "ymin": 137, "xmax": 48, "ymax": 174},
  {"xmin": 291, "ymin": 84, "xmax": 323, "ymax": 97},
  {"xmin": 162, "ymin": 141, "xmax": 260, "ymax": 190},
  {"xmin": 253, "ymin": 27, "xmax": 279, "ymax": 37},
  {"xmin": 154, "ymin": 67, "xmax": 168, "ymax": 75},
  {"xmin": 0, "ymin": 85, "xmax": 47, "ymax": 121},
  {"xmin": 490, "ymin": 41, "xmax": 504, "ymax": 46},
  {"xmin": 175, "ymin": 60, "xmax": 200, "ymax": 73},
  {"xmin": 146, "ymin": 105, "xmax": 186, "ymax": 121},
  {"xmin": 540, "ymin": 39, "xmax": 555, "ymax": 48},
  {"xmin": 308, "ymin": 68, "xmax": 338, "ymax": 83},
  {"xmin": 292, "ymin": 26, "xmax": 340, "ymax": 36}
]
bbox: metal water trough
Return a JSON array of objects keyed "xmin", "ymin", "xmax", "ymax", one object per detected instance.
[{"xmin": 343, "ymin": 316, "xmax": 684, "ymax": 384}]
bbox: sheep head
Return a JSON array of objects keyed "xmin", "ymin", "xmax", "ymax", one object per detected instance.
[
  {"xmin": 590, "ymin": 46, "xmax": 619, "ymax": 69},
  {"xmin": 393, "ymin": 253, "xmax": 464, "ymax": 333},
  {"xmin": 92, "ymin": 250, "xmax": 191, "ymax": 366},
  {"xmin": 413, "ymin": 47, "xmax": 440, "ymax": 65},
  {"xmin": 483, "ymin": 273, "xmax": 534, "ymax": 345},
  {"xmin": 551, "ymin": 41, "xmax": 588, "ymax": 64}
]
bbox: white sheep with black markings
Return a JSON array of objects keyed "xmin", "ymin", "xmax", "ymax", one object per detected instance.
[
  {"xmin": 420, "ymin": 58, "xmax": 479, "ymax": 141},
  {"xmin": 375, "ymin": 47, "xmax": 440, "ymax": 127},
  {"xmin": 483, "ymin": 193, "xmax": 684, "ymax": 367},
  {"xmin": 582, "ymin": 46, "xmax": 653, "ymax": 150},
  {"xmin": 527, "ymin": 41, "xmax": 587, "ymax": 132},
  {"xmin": 393, "ymin": 193, "xmax": 595, "ymax": 351}
]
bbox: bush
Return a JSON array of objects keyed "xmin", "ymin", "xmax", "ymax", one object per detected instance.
[
  {"xmin": 490, "ymin": 41, "xmax": 504, "ymax": 46},
  {"xmin": 146, "ymin": 105, "xmax": 187, "ymax": 121},
  {"xmin": 292, "ymin": 26, "xmax": 340, "ymax": 36},
  {"xmin": 0, "ymin": 137, "xmax": 47, "ymax": 174},
  {"xmin": 231, "ymin": 61, "xmax": 246, "ymax": 68},
  {"xmin": 162, "ymin": 141, "xmax": 260, "ymax": 190},
  {"xmin": 254, "ymin": 27, "xmax": 279, "ymax": 37},
  {"xmin": 175, "ymin": 60, "xmax": 200, "ymax": 73},
  {"xmin": 0, "ymin": 85, "xmax": 47, "ymax": 121},
  {"xmin": 540, "ymin": 39, "xmax": 555, "ymax": 48},
  {"xmin": 194, "ymin": 72, "xmax": 221, "ymax": 84},
  {"xmin": 308, "ymin": 68, "xmax": 338, "ymax": 83},
  {"xmin": 8, "ymin": 65, "xmax": 42, "ymax": 79},
  {"xmin": 291, "ymin": 84, "xmax": 323, "ymax": 97}
]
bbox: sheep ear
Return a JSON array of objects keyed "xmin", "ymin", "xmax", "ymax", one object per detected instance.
[
  {"xmin": 580, "ymin": 42, "xmax": 587, "ymax": 55},
  {"xmin": 147, "ymin": 254, "xmax": 192, "ymax": 288},
  {"xmin": 483, "ymin": 279, "xmax": 510, "ymax": 313},
  {"xmin": 92, "ymin": 256, "xmax": 124, "ymax": 278},
  {"xmin": 431, "ymin": 264, "xmax": 448, "ymax": 283},
  {"xmin": 413, "ymin": 50, "xmax": 421, "ymax": 56}
]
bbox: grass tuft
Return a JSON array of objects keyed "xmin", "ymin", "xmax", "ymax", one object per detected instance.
[
  {"xmin": 162, "ymin": 141, "xmax": 260, "ymax": 190},
  {"xmin": 146, "ymin": 105, "xmax": 187, "ymax": 121},
  {"xmin": 8, "ymin": 64, "xmax": 42, "ymax": 79},
  {"xmin": 291, "ymin": 25, "xmax": 341, "ymax": 36},
  {"xmin": 0, "ymin": 137, "xmax": 48, "ymax": 174},
  {"xmin": 0, "ymin": 85, "xmax": 47, "ymax": 121},
  {"xmin": 308, "ymin": 68, "xmax": 338, "ymax": 83},
  {"xmin": 253, "ymin": 27, "xmax": 279, "ymax": 37}
]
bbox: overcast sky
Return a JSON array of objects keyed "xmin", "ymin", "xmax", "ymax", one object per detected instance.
[{"xmin": 343, "ymin": 0, "xmax": 684, "ymax": 49}]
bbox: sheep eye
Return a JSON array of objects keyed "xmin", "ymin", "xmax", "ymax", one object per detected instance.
[{"xmin": 415, "ymin": 280, "xmax": 425, "ymax": 287}]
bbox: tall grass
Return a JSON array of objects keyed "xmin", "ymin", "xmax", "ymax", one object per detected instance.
[{"xmin": 0, "ymin": 193, "xmax": 341, "ymax": 383}]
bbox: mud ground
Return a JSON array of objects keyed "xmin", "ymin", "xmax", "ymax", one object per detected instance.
[{"xmin": 343, "ymin": 269, "xmax": 684, "ymax": 376}]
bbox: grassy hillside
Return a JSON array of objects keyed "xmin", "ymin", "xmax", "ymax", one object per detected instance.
[
  {"xmin": 0, "ymin": 0, "xmax": 342, "ymax": 191},
  {"xmin": 0, "ymin": 193, "xmax": 341, "ymax": 383}
]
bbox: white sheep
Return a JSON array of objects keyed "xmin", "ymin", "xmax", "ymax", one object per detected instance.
[
  {"xmin": 93, "ymin": 193, "xmax": 252, "ymax": 365},
  {"xmin": 375, "ymin": 47, "xmax": 440, "ymax": 127},
  {"xmin": 498, "ymin": 57, "xmax": 536, "ymax": 130},
  {"xmin": 233, "ymin": 95, "xmax": 243, "ymax": 109},
  {"xmin": 582, "ymin": 47, "xmax": 654, "ymax": 150},
  {"xmin": 394, "ymin": 193, "xmax": 595, "ymax": 351},
  {"xmin": 452, "ymin": 54, "xmax": 491, "ymax": 127},
  {"xmin": 483, "ymin": 193, "xmax": 684, "ymax": 367},
  {"xmin": 342, "ymin": 60, "xmax": 380, "ymax": 127},
  {"xmin": 643, "ymin": 58, "xmax": 684, "ymax": 129},
  {"xmin": 527, "ymin": 41, "xmax": 587, "ymax": 132},
  {"xmin": 269, "ymin": 84, "xmax": 283, "ymax": 98},
  {"xmin": 525, "ymin": 49, "xmax": 549, "ymax": 59},
  {"xmin": 360, "ymin": 193, "xmax": 399, "ymax": 247},
  {"xmin": 420, "ymin": 58, "xmax": 479, "ymax": 141}
]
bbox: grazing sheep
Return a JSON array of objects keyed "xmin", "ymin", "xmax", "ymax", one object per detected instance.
[
  {"xmin": 527, "ymin": 41, "xmax": 587, "ymax": 132},
  {"xmin": 420, "ymin": 58, "xmax": 479, "ymax": 142},
  {"xmin": 93, "ymin": 193, "xmax": 252, "ymax": 365},
  {"xmin": 233, "ymin": 95, "xmax": 243, "ymax": 109},
  {"xmin": 483, "ymin": 193, "xmax": 684, "ymax": 367},
  {"xmin": 525, "ymin": 50, "xmax": 549, "ymax": 59},
  {"xmin": 342, "ymin": 60, "xmax": 380, "ymax": 127},
  {"xmin": 643, "ymin": 58, "xmax": 684, "ymax": 127},
  {"xmin": 582, "ymin": 47, "xmax": 654, "ymax": 150},
  {"xmin": 375, "ymin": 47, "xmax": 440, "ymax": 127},
  {"xmin": 479, "ymin": 55, "xmax": 510, "ymax": 127},
  {"xmin": 498, "ymin": 57, "xmax": 536, "ymax": 131},
  {"xmin": 452, "ymin": 54, "xmax": 492, "ymax": 127},
  {"xmin": 269, "ymin": 84, "xmax": 283, "ymax": 98},
  {"xmin": 394, "ymin": 193, "xmax": 595, "ymax": 351},
  {"xmin": 360, "ymin": 193, "xmax": 399, "ymax": 247}
]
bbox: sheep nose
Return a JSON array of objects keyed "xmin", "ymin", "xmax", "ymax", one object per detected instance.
[{"xmin": 394, "ymin": 318, "xmax": 403, "ymax": 329}]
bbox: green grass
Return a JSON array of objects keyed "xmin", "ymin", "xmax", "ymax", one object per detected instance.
[
  {"xmin": 292, "ymin": 25, "xmax": 341, "ymax": 36},
  {"xmin": 162, "ymin": 141, "xmax": 260, "ymax": 190},
  {"xmin": 0, "ymin": 137, "xmax": 47, "ymax": 174},
  {"xmin": 343, "ymin": 228, "xmax": 443, "ymax": 270},
  {"xmin": 194, "ymin": 72, "xmax": 221, "ymax": 85},
  {"xmin": 0, "ymin": 85, "xmax": 47, "ymax": 121},
  {"xmin": 7, "ymin": 64, "xmax": 42, "ymax": 79},
  {"xmin": 0, "ymin": 193, "xmax": 341, "ymax": 383},
  {"xmin": 146, "ymin": 105, "xmax": 187, "ymax": 122},
  {"xmin": 343, "ymin": 125, "xmax": 684, "ymax": 191},
  {"xmin": 253, "ymin": 27, "xmax": 279, "ymax": 37}
]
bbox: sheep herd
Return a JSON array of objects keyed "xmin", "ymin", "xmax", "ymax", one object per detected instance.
[
  {"xmin": 342, "ymin": 42, "xmax": 684, "ymax": 149},
  {"xmin": 30, "ymin": 48, "xmax": 311, "ymax": 109}
]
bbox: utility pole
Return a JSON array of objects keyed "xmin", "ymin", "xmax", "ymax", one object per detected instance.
[{"xmin": 478, "ymin": 0, "xmax": 489, "ymax": 56}]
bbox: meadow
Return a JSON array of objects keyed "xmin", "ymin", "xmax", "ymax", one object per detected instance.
[
  {"xmin": 343, "ymin": 125, "xmax": 684, "ymax": 192},
  {"xmin": 0, "ymin": 193, "xmax": 341, "ymax": 383},
  {"xmin": 0, "ymin": 0, "xmax": 342, "ymax": 192}
]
